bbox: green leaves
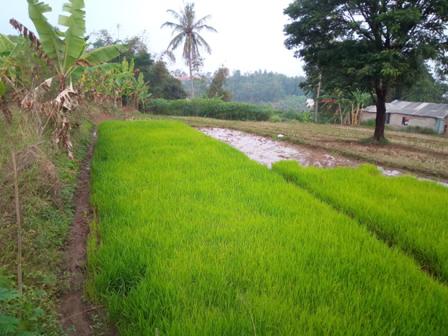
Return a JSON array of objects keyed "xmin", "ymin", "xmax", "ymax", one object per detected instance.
[
  {"xmin": 59, "ymin": 0, "xmax": 86, "ymax": 71},
  {"xmin": 0, "ymin": 288, "xmax": 19, "ymax": 302},
  {"xmin": 27, "ymin": 0, "xmax": 64, "ymax": 68},
  {"xmin": 80, "ymin": 45, "xmax": 125, "ymax": 66},
  {"xmin": 26, "ymin": 0, "xmax": 124, "ymax": 84},
  {"xmin": 0, "ymin": 81, "xmax": 6, "ymax": 98},
  {"xmin": 0, "ymin": 35, "xmax": 15, "ymax": 55}
]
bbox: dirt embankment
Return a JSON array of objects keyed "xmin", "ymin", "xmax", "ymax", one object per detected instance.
[{"xmin": 59, "ymin": 131, "xmax": 96, "ymax": 335}]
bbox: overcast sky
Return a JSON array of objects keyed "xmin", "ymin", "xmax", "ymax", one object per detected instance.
[{"xmin": 0, "ymin": 0, "xmax": 304, "ymax": 76}]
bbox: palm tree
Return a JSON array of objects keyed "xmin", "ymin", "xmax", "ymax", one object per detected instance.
[{"xmin": 162, "ymin": 3, "xmax": 216, "ymax": 97}]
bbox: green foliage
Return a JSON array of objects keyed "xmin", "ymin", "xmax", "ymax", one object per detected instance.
[
  {"xmin": 269, "ymin": 95, "xmax": 307, "ymax": 110},
  {"xmin": 88, "ymin": 33, "xmax": 186, "ymax": 100},
  {"xmin": 147, "ymin": 98, "xmax": 273, "ymax": 121},
  {"xmin": 285, "ymin": 0, "xmax": 448, "ymax": 138},
  {"xmin": 89, "ymin": 121, "xmax": 448, "ymax": 335},
  {"xmin": 207, "ymin": 67, "xmax": 231, "ymax": 101},
  {"xmin": 25, "ymin": 0, "xmax": 123, "ymax": 86},
  {"xmin": 0, "ymin": 108, "xmax": 94, "ymax": 335},
  {"xmin": 0, "ymin": 36, "xmax": 53, "ymax": 94},
  {"xmin": 390, "ymin": 66, "xmax": 448, "ymax": 103},
  {"xmin": 145, "ymin": 61, "xmax": 186, "ymax": 99},
  {"xmin": 0, "ymin": 35, "xmax": 15, "ymax": 55},
  {"xmin": 226, "ymin": 70, "xmax": 305, "ymax": 103},
  {"xmin": 78, "ymin": 58, "xmax": 150, "ymax": 108},
  {"xmin": 273, "ymin": 162, "xmax": 448, "ymax": 282}
]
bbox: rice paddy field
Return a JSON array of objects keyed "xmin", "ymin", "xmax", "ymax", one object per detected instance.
[
  {"xmin": 89, "ymin": 120, "xmax": 448, "ymax": 335},
  {"xmin": 273, "ymin": 162, "xmax": 448, "ymax": 282}
]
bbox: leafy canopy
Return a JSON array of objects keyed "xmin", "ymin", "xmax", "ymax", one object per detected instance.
[
  {"xmin": 285, "ymin": 0, "xmax": 448, "ymax": 91},
  {"xmin": 284, "ymin": 0, "xmax": 448, "ymax": 139}
]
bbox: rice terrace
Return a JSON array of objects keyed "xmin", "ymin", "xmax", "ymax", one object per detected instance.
[{"xmin": 1, "ymin": 1, "xmax": 448, "ymax": 336}]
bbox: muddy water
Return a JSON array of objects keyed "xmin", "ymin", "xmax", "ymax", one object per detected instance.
[
  {"xmin": 199, "ymin": 127, "xmax": 448, "ymax": 188},
  {"xmin": 199, "ymin": 127, "xmax": 355, "ymax": 168}
]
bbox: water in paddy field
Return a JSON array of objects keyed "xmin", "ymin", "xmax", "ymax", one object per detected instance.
[
  {"xmin": 198, "ymin": 127, "xmax": 355, "ymax": 168},
  {"xmin": 198, "ymin": 127, "xmax": 448, "ymax": 188}
]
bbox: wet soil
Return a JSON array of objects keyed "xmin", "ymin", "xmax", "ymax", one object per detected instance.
[
  {"xmin": 199, "ymin": 127, "xmax": 356, "ymax": 168},
  {"xmin": 199, "ymin": 127, "xmax": 448, "ymax": 187}
]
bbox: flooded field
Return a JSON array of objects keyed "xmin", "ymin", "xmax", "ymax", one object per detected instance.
[{"xmin": 199, "ymin": 127, "xmax": 355, "ymax": 168}]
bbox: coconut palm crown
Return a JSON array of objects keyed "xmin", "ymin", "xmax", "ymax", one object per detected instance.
[{"xmin": 162, "ymin": 3, "xmax": 217, "ymax": 97}]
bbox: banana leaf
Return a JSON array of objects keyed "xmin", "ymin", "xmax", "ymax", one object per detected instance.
[
  {"xmin": 0, "ymin": 35, "xmax": 15, "ymax": 54},
  {"xmin": 59, "ymin": 0, "xmax": 86, "ymax": 71},
  {"xmin": 27, "ymin": 0, "xmax": 64, "ymax": 67},
  {"xmin": 80, "ymin": 45, "xmax": 126, "ymax": 66}
]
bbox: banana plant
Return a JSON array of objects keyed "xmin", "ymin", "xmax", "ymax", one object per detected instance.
[
  {"xmin": 11, "ymin": 0, "xmax": 124, "ymax": 90},
  {"xmin": 134, "ymin": 72, "xmax": 151, "ymax": 108},
  {"xmin": 8, "ymin": 0, "xmax": 124, "ymax": 158},
  {"xmin": 0, "ymin": 34, "xmax": 16, "ymax": 123}
]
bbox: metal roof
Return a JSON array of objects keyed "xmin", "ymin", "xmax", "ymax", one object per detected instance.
[{"xmin": 364, "ymin": 100, "xmax": 448, "ymax": 119}]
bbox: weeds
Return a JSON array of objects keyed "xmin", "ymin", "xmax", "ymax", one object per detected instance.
[{"xmin": 0, "ymin": 107, "xmax": 94, "ymax": 335}]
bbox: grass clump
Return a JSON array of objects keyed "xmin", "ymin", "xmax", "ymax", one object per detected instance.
[
  {"xmin": 89, "ymin": 120, "xmax": 448, "ymax": 335},
  {"xmin": 273, "ymin": 161, "xmax": 448, "ymax": 282},
  {"xmin": 146, "ymin": 98, "xmax": 273, "ymax": 121}
]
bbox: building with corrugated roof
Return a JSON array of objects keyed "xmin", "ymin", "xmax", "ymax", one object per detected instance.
[{"xmin": 362, "ymin": 100, "xmax": 448, "ymax": 135}]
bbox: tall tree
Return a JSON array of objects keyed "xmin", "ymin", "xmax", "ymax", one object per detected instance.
[
  {"xmin": 162, "ymin": 3, "xmax": 217, "ymax": 97},
  {"xmin": 147, "ymin": 60, "xmax": 187, "ymax": 99},
  {"xmin": 207, "ymin": 66, "xmax": 231, "ymax": 101},
  {"xmin": 285, "ymin": 0, "xmax": 448, "ymax": 141}
]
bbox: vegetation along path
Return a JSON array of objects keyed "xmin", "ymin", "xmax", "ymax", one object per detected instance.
[
  {"xmin": 59, "ymin": 130, "xmax": 96, "ymax": 335},
  {"xmin": 88, "ymin": 120, "xmax": 447, "ymax": 335}
]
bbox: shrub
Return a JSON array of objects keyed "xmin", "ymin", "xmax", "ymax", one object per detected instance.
[{"xmin": 146, "ymin": 98, "xmax": 274, "ymax": 121}]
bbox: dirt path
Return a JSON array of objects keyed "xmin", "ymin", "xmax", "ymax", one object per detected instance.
[{"xmin": 59, "ymin": 131, "xmax": 97, "ymax": 335}]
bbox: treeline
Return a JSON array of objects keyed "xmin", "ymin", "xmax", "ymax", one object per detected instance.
[
  {"xmin": 179, "ymin": 70, "xmax": 310, "ymax": 117},
  {"xmin": 226, "ymin": 70, "xmax": 306, "ymax": 103}
]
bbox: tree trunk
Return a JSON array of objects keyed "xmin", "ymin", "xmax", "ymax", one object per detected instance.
[
  {"xmin": 189, "ymin": 56, "xmax": 195, "ymax": 98},
  {"xmin": 314, "ymin": 73, "xmax": 322, "ymax": 123},
  {"xmin": 374, "ymin": 86, "xmax": 387, "ymax": 142}
]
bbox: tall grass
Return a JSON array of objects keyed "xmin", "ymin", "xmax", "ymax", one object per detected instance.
[
  {"xmin": 273, "ymin": 162, "xmax": 448, "ymax": 282},
  {"xmin": 89, "ymin": 121, "xmax": 448, "ymax": 335}
]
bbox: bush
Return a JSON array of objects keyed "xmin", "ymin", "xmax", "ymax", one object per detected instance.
[
  {"xmin": 400, "ymin": 125, "xmax": 437, "ymax": 135},
  {"xmin": 277, "ymin": 110, "xmax": 312, "ymax": 122},
  {"xmin": 361, "ymin": 119, "xmax": 376, "ymax": 127},
  {"xmin": 146, "ymin": 98, "xmax": 274, "ymax": 121}
]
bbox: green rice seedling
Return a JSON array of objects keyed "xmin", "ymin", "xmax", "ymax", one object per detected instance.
[
  {"xmin": 89, "ymin": 121, "xmax": 448, "ymax": 335},
  {"xmin": 273, "ymin": 161, "xmax": 448, "ymax": 282}
]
